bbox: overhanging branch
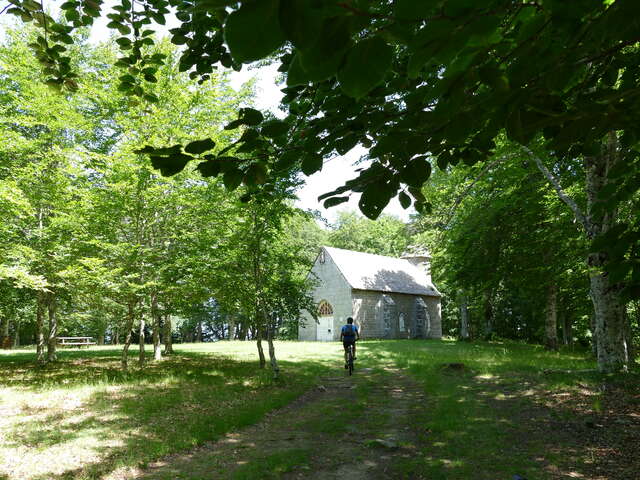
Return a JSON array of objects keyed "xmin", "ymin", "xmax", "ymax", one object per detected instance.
[{"xmin": 521, "ymin": 145, "xmax": 591, "ymax": 234}]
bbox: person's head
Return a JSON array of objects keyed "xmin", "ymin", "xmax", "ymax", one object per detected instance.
[{"xmin": 347, "ymin": 317, "xmax": 354, "ymax": 324}]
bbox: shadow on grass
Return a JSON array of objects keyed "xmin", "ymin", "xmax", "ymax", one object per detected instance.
[
  {"xmin": 356, "ymin": 340, "xmax": 640, "ymax": 480},
  {"xmin": 2, "ymin": 346, "xmax": 337, "ymax": 480}
]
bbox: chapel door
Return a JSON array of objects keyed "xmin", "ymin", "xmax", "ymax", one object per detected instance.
[
  {"xmin": 317, "ymin": 315, "xmax": 334, "ymax": 341},
  {"xmin": 317, "ymin": 300, "xmax": 334, "ymax": 341}
]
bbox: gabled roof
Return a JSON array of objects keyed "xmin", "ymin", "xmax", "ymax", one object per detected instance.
[{"xmin": 322, "ymin": 246, "xmax": 441, "ymax": 297}]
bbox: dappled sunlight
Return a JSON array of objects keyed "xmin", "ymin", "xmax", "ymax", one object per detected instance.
[{"xmin": 0, "ymin": 342, "xmax": 336, "ymax": 480}]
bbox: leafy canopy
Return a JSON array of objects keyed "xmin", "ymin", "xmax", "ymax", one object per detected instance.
[{"xmin": 6, "ymin": 0, "xmax": 640, "ymax": 217}]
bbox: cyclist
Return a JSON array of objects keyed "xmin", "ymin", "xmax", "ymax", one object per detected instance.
[{"xmin": 340, "ymin": 317, "xmax": 360, "ymax": 369}]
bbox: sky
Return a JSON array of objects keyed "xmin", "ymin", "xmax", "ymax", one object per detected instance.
[{"xmin": 1, "ymin": 5, "xmax": 414, "ymax": 224}]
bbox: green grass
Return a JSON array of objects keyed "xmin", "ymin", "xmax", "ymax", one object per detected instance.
[
  {"xmin": 1, "ymin": 339, "xmax": 636, "ymax": 480},
  {"xmin": 0, "ymin": 341, "xmax": 341, "ymax": 480},
  {"xmin": 231, "ymin": 448, "xmax": 311, "ymax": 480},
  {"xmin": 357, "ymin": 339, "xmax": 638, "ymax": 480}
]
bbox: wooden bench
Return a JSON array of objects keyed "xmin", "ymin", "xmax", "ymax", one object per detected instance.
[{"xmin": 57, "ymin": 337, "xmax": 96, "ymax": 348}]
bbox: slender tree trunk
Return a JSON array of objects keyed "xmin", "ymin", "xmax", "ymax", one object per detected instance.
[
  {"xmin": 590, "ymin": 313, "xmax": 598, "ymax": 357},
  {"xmin": 228, "ymin": 314, "xmax": 235, "ymax": 340},
  {"xmin": 36, "ymin": 293, "xmax": 46, "ymax": 364},
  {"xmin": 138, "ymin": 314, "xmax": 146, "ymax": 366},
  {"xmin": 121, "ymin": 301, "xmax": 136, "ymax": 369},
  {"xmin": 151, "ymin": 293, "xmax": 162, "ymax": 361},
  {"xmin": 561, "ymin": 313, "xmax": 573, "ymax": 346},
  {"xmin": 267, "ymin": 322, "xmax": 279, "ymax": 379},
  {"xmin": 46, "ymin": 293, "xmax": 57, "ymax": 362},
  {"xmin": 483, "ymin": 289, "xmax": 493, "ymax": 340},
  {"xmin": 256, "ymin": 327, "xmax": 266, "ymax": 368},
  {"xmin": 0, "ymin": 316, "xmax": 9, "ymax": 348},
  {"xmin": 112, "ymin": 326, "xmax": 119, "ymax": 345},
  {"xmin": 195, "ymin": 320, "xmax": 202, "ymax": 343},
  {"xmin": 97, "ymin": 333, "xmax": 105, "ymax": 346},
  {"xmin": 13, "ymin": 320, "xmax": 20, "ymax": 348},
  {"xmin": 163, "ymin": 314, "xmax": 173, "ymax": 354},
  {"xmin": 459, "ymin": 293, "xmax": 470, "ymax": 340},
  {"xmin": 544, "ymin": 282, "xmax": 559, "ymax": 350}
]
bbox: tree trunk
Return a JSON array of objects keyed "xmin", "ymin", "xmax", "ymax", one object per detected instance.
[
  {"xmin": 138, "ymin": 314, "xmax": 146, "ymax": 366},
  {"xmin": 121, "ymin": 301, "xmax": 136, "ymax": 369},
  {"xmin": 483, "ymin": 289, "xmax": 493, "ymax": 340},
  {"xmin": 561, "ymin": 313, "xmax": 572, "ymax": 346},
  {"xmin": 0, "ymin": 316, "xmax": 9, "ymax": 347},
  {"xmin": 585, "ymin": 137, "xmax": 629, "ymax": 372},
  {"xmin": 163, "ymin": 314, "xmax": 173, "ymax": 355},
  {"xmin": 228, "ymin": 314, "xmax": 236, "ymax": 340},
  {"xmin": 112, "ymin": 326, "xmax": 119, "ymax": 345},
  {"xmin": 459, "ymin": 293, "xmax": 470, "ymax": 340},
  {"xmin": 590, "ymin": 313, "xmax": 597, "ymax": 357},
  {"xmin": 13, "ymin": 320, "xmax": 20, "ymax": 348},
  {"xmin": 544, "ymin": 282, "xmax": 559, "ymax": 350},
  {"xmin": 256, "ymin": 327, "xmax": 266, "ymax": 368},
  {"xmin": 527, "ymin": 139, "xmax": 629, "ymax": 372},
  {"xmin": 97, "ymin": 333, "xmax": 105, "ymax": 346},
  {"xmin": 195, "ymin": 320, "xmax": 202, "ymax": 343},
  {"xmin": 267, "ymin": 324, "xmax": 279, "ymax": 379},
  {"xmin": 36, "ymin": 292, "xmax": 46, "ymax": 364},
  {"xmin": 151, "ymin": 293, "xmax": 162, "ymax": 361},
  {"xmin": 46, "ymin": 293, "xmax": 57, "ymax": 362}
]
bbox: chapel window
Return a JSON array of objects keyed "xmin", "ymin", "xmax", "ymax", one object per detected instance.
[{"xmin": 318, "ymin": 300, "xmax": 333, "ymax": 316}]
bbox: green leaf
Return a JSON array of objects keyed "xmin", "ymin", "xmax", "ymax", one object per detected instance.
[
  {"xmin": 358, "ymin": 183, "xmax": 392, "ymax": 219},
  {"xmin": 301, "ymin": 153, "xmax": 323, "ymax": 175},
  {"xmin": 224, "ymin": 0, "xmax": 286, "ymax": 63},
  {"xmin": 196, "ymin": 159, "xmax": 222, "ymax": 177},
  {"xmin": 243, "ymin": 163, "xmax": 268, "ymax": 185},
  {"xmin": 338, "ymin": 37, "xmax": 393, "ymax": 99},
  {"xmin": 150, "ymin": 153, "xmax": 192, "ymax": 176},
  {"xmin": 399, "ymin": 156, "xmax": 431, "ymax": 187},
  {"xmin": 394, "ymin": 0, "xmax": 433, "ymax": 20},
  {"xmin": 184, "ymin": 138, "xmax": 216, "ymax": 155},
  {"xmin": 279, "ymin": 0, "xmax": 323, "ymax": 50},
  {"xmin": 240, "ymin": 108, "xmax": 264, "ymax": 126},
  {"xmin": 135, "ymin": 144, "xmax": 182, "ymax": 155},
  {"xmin": 224, "ymin": 119, "xmax": 244, "ymax": 130},
  {"xmin": 223, "ymin": 168, "xmax": 244, "ymax": 190},
  {"xmin": 261, "ymin": 119, "xmax": 289, "ymax": 138},
  {"xmin": 296, "ymin": 18, "xmax": 352, "ymax": 82},
  {"xmin": 399, "ymin": 191, "xmax": 411, "ymax": 209},
  {"xmin": 323, "ymin": 196, "xmax": 350, "ymax": 208}
]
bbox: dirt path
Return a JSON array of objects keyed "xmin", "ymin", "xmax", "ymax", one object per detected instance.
[{"xmin": 129, "ymin": 366, "xmax": 427, "ymax": 480}]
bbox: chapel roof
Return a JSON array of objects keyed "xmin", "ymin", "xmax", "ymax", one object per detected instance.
[{"xmin": 322, "ymin": 246, "xmax": 441, "ymax": 297}]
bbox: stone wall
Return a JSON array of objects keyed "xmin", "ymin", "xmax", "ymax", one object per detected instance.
[
  {"xmin": 298, "ymin": 249, "xmax": 353, "ymax": 341},
  {"xmin": 351, "ymin": 290, "xmax": 442, "ymax": 339}
]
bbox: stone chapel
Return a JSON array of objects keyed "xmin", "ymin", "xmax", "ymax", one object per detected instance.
[{"xmin": 298, "ymin": 246, "xmax": 442, "ymax": 341}]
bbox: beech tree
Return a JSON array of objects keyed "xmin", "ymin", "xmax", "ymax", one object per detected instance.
[{"xmin": 5, "ymin": 0, "xmax": 640, "ymax": 371}]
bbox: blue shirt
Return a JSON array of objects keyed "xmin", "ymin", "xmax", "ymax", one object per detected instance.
[{"xmin": 341, "ymin": 324, "xmax": 358, "ymax": 339}]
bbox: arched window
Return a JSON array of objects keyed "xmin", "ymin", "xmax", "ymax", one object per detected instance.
[
  {"xmin": 318, "ymin": 300, "xmax": 333, "ymax": 316},
  {"xmin": 382, "ymin": 295, "xmax": 396, "ymax": 338},
  {"xmin": 414, "ymin": 297, "xmax": 427, "ymax": 338}
]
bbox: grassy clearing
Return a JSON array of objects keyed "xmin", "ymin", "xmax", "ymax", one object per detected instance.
[
  {"xmin": 0, "ymin": 342, "xmax": 342, "ymax": 480},
  {"xmin": 1, "ymin": 340, "xmax": 637, "ymax": 480},
  {"xmin": 358, "ymin": 339, "xmax": 639, "ymax": 479}
]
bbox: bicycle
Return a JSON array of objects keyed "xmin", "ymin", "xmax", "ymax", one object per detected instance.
[{"xmin": 346, "ymin": 343, "xmax": 355, "ymax": 376}]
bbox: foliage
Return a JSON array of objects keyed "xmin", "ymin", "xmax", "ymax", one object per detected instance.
[{"xmin": 327, "ymin": 211, "xmax": 411, "ymax": 257}]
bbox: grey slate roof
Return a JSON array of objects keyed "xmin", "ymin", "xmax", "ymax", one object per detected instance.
[{"xmin": 323, "ymin": 246, "xmax": 441, "ymax": 297}]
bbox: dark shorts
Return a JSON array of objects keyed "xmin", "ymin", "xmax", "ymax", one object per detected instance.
[{"xmin": 343, "ymin": 339, "xmax": 356, "ymax": 349}]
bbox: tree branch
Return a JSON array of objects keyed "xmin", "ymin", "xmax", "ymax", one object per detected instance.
[
  {"xmin": 520, "ymin": 145, "xmax": 591, "ymax": 234},
  {"xmin": 443, "ymin": 155, "xmax": 506, "ymax": 229}
]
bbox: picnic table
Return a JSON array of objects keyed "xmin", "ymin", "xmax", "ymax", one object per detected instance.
[{"xmin": 57, "ymin": 337, "xmax": 96, "ymax": 348}]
